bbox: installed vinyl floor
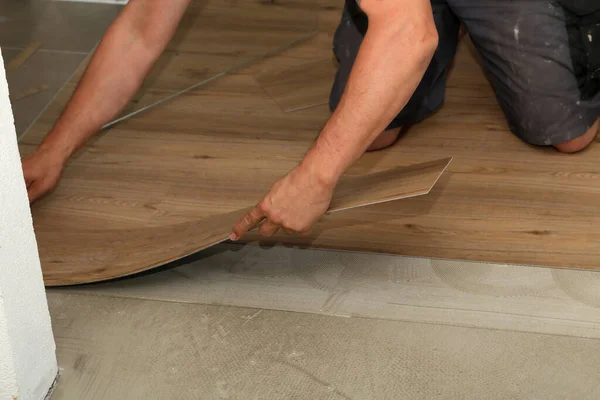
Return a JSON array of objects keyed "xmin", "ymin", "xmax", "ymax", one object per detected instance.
[
  {"xmin": 49, "ymin": 245, "xmax": 600, "ymax": 399},
  {"xmin": 38, "ymin": 158, "xmax": 451, "ymax": 286},
  {"xmin": 17, "ymin": 0, "xmax": 600, "ymax": 276}
]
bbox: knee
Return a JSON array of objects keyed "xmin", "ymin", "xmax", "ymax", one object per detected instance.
[{"xmin": 554, "ymin": 119, "xmax": 599, "ymax": 154}]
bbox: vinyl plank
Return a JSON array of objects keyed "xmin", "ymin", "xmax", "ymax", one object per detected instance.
[
  {"xmin": 12, "ymin": 0, "xmax": 320, "ymax": 131},
  {"xmin": 121, "ymin": 0, "xmax": 319, "ymax": 116},
  {"xmin": 40, "ymin": 158, "xmax": 450, "ymax": 286},
  {"xmin": 255, "ymin": 58, "xmax": 337, "ymax": 112},
  {"xmin": 18, "ymin": 6, "xmax": 600, "ymax": 284}
]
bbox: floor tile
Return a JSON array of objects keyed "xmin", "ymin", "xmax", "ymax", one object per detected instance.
[
  {"xmin": 2, "ymin": 48, "xmax": 85, "ymax": 135},
  {"xmin": 0, "ymin": 0, "xmax": 122, "ymax": 52},
  {"xmin": 48, "ymin": 291, "xmax": 600, "ymax": 400}
]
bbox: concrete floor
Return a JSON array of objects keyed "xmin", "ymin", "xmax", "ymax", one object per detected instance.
[
  {"xmin": 47, "ymin": 290, "xmax": 600, "ymax": 400},
  {"xmin": 49, "ymin": 244, "xmax": 600, "ymax": 399},
  {"xmin": 5, "ymin": 1, "xmax": 600, "ymax": 399}
]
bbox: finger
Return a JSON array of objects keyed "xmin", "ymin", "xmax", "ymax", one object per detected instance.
[
  {"xmin": 298, "ymin": 229, "xmax": 312, "ymax": 237},
  {"xmin": 22, "ymin": 169, "xmax": 33, "ymax": 187},
  {"xmin": 27, "ymin": 181, "xmax": 45, "ymax": 203},
  {"xmin": 258, "ymin": 220, "xmax": 280, "ymax": 237},
  {"xmin": 283, "ymin": 228, "xmax": 296, "ymax": 236},
  {"xmin": 231, "ymin": 206, "xmax": 265, "ymax": 241}
]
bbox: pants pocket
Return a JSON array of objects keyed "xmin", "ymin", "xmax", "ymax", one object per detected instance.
[{"xmin": 558, "ymin": 0, "xmax": 600, "ymax": 100}]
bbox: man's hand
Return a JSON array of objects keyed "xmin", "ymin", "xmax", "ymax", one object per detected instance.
[
  {"xmin": 22, "ymin": 146, "xmax": 68, "ymax": 203},
  {"xmin": 231, "ymin": 164, "xmax": 336, "ymax": 240},
  {"xmin": 231, "ymin": 0, "xmax": 436, "ymax": 240}
]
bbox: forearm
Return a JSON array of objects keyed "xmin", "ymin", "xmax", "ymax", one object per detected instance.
[
  {"xmin": 39, "ymin": 0, "xmax": 190, "ymax": 161},
  {"xmin": 302, "ymin": 3, "xmax": 438, "ymax": 185}
]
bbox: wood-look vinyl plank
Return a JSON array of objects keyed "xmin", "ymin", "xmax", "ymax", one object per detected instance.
[
  {"xmin": 255, "ymin": 58, "xmax": 337, "ymax": 112},
  {"xmin": 41, "ymin": 159, "xmax": 450, "ymax": 286},
  {"xmin": 235, "ymin": 41, "xmax": 600, "ymax": 270},
  {"xmin": 329, "ymin": 158, "xmax": 451, "ymax": 212},
  {"xmin": 124, "ymin": 0, "xmax": 318, "ymax": 115},
  {"xmin": 19, "ymin": 2, "xmax": 600, "ymax": 286},
  {"xmin": 23, "ymin": 0, "xmax": 320, "ymax": 125}
]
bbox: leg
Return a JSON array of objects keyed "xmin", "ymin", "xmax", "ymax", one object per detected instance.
[
  {"xmin": 449, "ymin": 0, "xmax": 600, "ymax": 148},
  {"xmin": 329, "ymin": 1, "xmax": 461, "ymax": 151},
  {"xmin": 554, "ymin": 118, "xmax": 599, "ymax": 153}
]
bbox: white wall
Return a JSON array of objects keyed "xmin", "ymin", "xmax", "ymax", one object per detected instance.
[{"xmin": 0, "ymin": 51, "xmax": 58, "ymax": 399}]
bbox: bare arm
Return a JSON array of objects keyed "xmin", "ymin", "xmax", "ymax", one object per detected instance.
[
  {"xmin": 302, "ymin": 0, "xmax": 438, "ymax": 187},
  {"xmin": 232, "ymin": 0, "xmax": 439, "ymax": 238},
  {"xmin": 41, "ymin": 0, "xmax": 191, "ymax": 159},
  {"xmin": 23, "ymin": 0, "xmax": 190, "ymax": 201}
]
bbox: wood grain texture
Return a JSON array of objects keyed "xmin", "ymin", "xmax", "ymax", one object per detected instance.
[
  {"xmin": 329, "ymin": 158, "xmax": 451, "ymax": 212},
  {"xmin": 255, "ymin": 58, "xmax": 336, "ymax": 112},
  {"xmin": 38, "ymin": 158, "xmax": 449, "ymax": 286},
  {"xmin": 19, "ymin": 0, "xmax": 600, "ymax": 287},
  {"xmin": 115, "ymin": 0, "xmax": 319, "ymax": 115}
]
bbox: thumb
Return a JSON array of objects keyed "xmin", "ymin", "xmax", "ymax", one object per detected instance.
[
  {"xmin": 27, "ymin": 180, "xmax": 46, "ymax": 203},
  {"xmin": 22, "ymin": 161, "xmax": 35, "ymax": 187}
]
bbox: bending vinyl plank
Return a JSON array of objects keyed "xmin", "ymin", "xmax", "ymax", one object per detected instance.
[{"xmin": 40, "ymin": 158, "xmax": 451, "ymax": 286}]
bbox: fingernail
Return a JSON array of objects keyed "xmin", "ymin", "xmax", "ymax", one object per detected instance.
[{"xmin": 229, "ymin": 233, "xmax": 237, "ymax": 241}]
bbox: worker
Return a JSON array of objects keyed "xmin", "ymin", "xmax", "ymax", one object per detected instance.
[{"xmin": 21, "ymin": 0, "xmax": 600, "ymax": 240}]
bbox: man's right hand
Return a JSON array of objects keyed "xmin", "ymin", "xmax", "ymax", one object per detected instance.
[{"xmin": 22, "ymin": 146, "xmax": 67, "ymax": 203}]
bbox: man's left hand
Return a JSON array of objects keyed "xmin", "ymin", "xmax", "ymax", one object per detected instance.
[{"xmin": 230, "ymin": 164, "xmax": 335, "ymax": 240}]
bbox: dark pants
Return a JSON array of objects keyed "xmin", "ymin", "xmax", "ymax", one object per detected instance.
[{"xmin": 330, "ymin": 0, "xmax": 600, "ymax": 146}]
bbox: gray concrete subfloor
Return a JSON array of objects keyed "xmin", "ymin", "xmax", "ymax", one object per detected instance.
[
  {"xmin": 48, "ymin": 291, "xmax": 600, "ymax": 400},
  {"xmin": 48, "ymin": 244, "xmax": 600, "ymax": 399}
]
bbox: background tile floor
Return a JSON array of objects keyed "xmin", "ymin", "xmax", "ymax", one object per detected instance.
[{"xmin": 0, "ymin": 0, "xmax": 122, "ymax": 135}]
